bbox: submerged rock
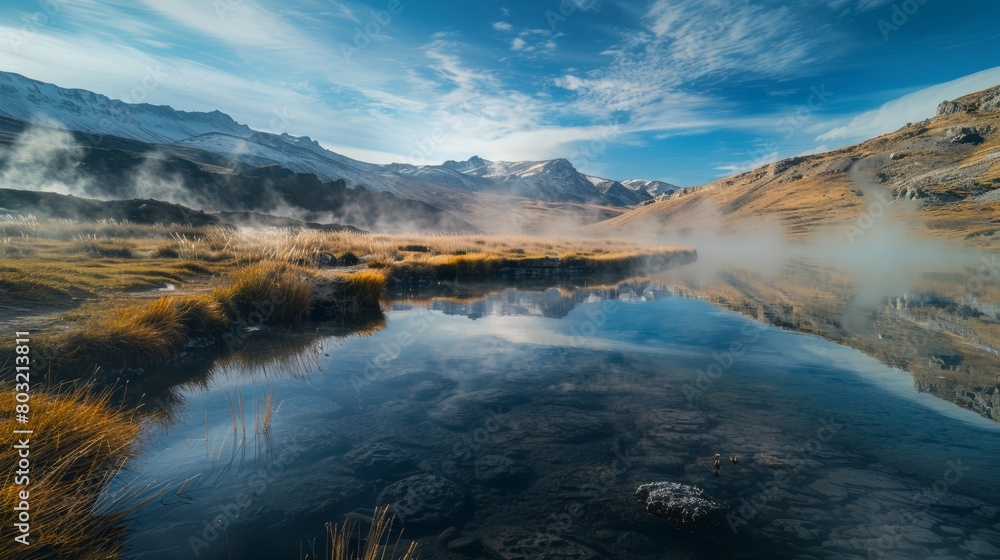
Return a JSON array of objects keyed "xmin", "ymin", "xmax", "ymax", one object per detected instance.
[
  {"xmin": 481, "ymin": 526, "xmax": 603, "ymax": 560},
  {"xmin": 474, "ymin": 455, "xmax": 532, "ymax": 484},
  {"xmin": 771, "ymin": 518, "xmax": 822, "ymax": 541},
  {"xmin": 635, "ymin": 482, "xmax": 725, "ymax": 529},
  {"xmin": 346, "ymin": 443, "xmax": 416, "ymax": 478},
  {"xmin": 376, "ymin": 475, "xmax": 466, "ymax": 526}
]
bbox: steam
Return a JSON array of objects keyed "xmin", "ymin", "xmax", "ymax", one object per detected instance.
[
  {"xmin": 0, "ymin": 121, "xmax": 93, "ymax": 197},
  {"xmin": 0, "ymin": 122, "xmax": 470, "ymax": 233},
  {"xmin": 616, "ymin": 164, "xmax": 990, "ymax": 313}
]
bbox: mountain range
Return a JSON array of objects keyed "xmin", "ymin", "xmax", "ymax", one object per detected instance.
[
  {"xmin": 0, "ymin": 71, "xmax": 677, "ymax": 220},
  {"xmin": 7, "ymin": 69, "xmax": 997, "ymax": 248}
]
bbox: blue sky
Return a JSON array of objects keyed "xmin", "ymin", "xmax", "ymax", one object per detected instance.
[{"xmin": 1, "ymin": 0, "xmax": 998, "ymax": 186}]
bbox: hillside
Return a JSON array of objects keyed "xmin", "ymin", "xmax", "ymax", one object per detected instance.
[
  {"xmin": 0, "ymin": 116, "xmax": 473, "ymax": 232},
  {"xmin": 597, "ymin": 84, "xmax": 1000, "ymax": 247},
  {"xmin": 0, "ymin": 189, "xmax": 362, "ymax": 232},
  {"xmin": 0, "ymin": 72, "xmax": 658, "ymax": 210}
]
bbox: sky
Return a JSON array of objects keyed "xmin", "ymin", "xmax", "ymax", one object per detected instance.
[{"xmin": 0, "ymin": 0, "xmax": 999, "ymax": 186}]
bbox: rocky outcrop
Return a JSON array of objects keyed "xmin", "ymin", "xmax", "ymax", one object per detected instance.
[
  {"xmin": 635, "ymin": 482, "xmax": 725, "ymax": 529},
  {"xmin": 946, "ymin": 126, "xmax": 990, "ymax": 145},
  {"xmin": 940, "ymin": 86, "xmax": 1000, "ymax": 115},
  {"xmin": 937, "ymin": 100, "xmax": 968, "ymax": 116},
  {"xmin": 980, "ymin": 90, "xmax": 1000, "ymax": 112}
]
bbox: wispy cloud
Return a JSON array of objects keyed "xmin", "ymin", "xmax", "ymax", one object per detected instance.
[{"xmin": 554, "ymin": 0, "xmax": 839, "ymax": 132}]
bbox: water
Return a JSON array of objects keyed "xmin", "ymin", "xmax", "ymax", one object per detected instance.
[{"xmin": 116, "ymin": 289, "xmax": 1000, "ymax": 559}]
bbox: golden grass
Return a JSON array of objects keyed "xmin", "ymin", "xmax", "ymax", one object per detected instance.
[
  {"xmin": 49, "ymin": 295, "xmax": 228, "ymax": 373},
  {"xmin": 214, "ymin": 261, "xmax": 314, "ymax": 323},
  {"xmin": 72, "ymin": 237, "xmax": 137, "ymax": 259},
  {"xmin": 36, "ymin": 262, "xmax": 313, "ymax": 378},
  {"xmin": 1, "ymin": 217, "xmax": 687, "ymax": 309},
  {"xmin": 344, "ymin": 270, "xmax": 388, "ymax": 304},
  {"xmin": 0, "ymin": 258, "xmax": 212, "ymax": 306},
  {"xmin": 0, "ymin": 387, "xmax": 142, "ymax": 560},
  {"xmin": 3, "ymin": 219, "xmax": 689, "ymax": 380},
  {"xmin": 309, "ymin": 505, "xmax": 417, "ymax": 560}
]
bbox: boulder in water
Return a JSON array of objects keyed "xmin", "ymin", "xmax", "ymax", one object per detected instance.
[
  {"xmin": 635, "ymin": 481, "xmax": 724, "ymax": 529},
  {"xmin": 376, "ymin": 475, "xmax": 466, "ymax": 526}
]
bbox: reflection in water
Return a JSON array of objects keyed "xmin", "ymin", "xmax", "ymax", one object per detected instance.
[
  {"xmin": 115, "ymin": 281, "xmax": 1000, "ymax": 560},
  {"xmin": 412, "ymin": 283, "xmax": 670, "ymax": 320},
  {"xmin": 651, "ymin": 260, "xmax": 1000, "ymax": 422},
  {"xmin": 127, "ymin": 310, "xmax": 387, "ymax": 427}
]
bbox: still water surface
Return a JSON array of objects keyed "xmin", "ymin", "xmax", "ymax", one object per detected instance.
[{"xmin": 117, "ymin": 288, "xmax": 1000, "ymax": 559}]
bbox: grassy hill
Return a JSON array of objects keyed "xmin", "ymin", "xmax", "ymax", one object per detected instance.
[{"xmin": 597, "ymin": 84, "xmax": 1000, "ymax": 248}]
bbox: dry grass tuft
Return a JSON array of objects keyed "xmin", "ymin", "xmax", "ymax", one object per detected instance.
[
  {"xmin": 213, "ymin": 261, "xmax": 314, "ymax": 323},
  {"xmin": 345, "ymin": 270, "xmax": 387, "ymax": 304},
  {"xmin": 53, "ymin": 295, "xmax": 227, "ymax": 371},
  {"xmin": 72, "ymin": 238, "xmax": 137, "ymax": 259},
  {"xmin": 0, "ymin": 387, "xmax": 142, "ymax": 560},
  {"xmin": 313, "ymin": 505, "xmax": 418, "ymax": 560}
]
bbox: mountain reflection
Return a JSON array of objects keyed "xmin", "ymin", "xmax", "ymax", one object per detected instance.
[{"xmin": 392, "ymin": 283, "xmax": 672, "ymax": 320}]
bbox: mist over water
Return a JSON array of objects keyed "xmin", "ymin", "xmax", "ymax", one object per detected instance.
[{"xmin": 624, "ymin": 191, "xmax": 991, "ymax": 309}]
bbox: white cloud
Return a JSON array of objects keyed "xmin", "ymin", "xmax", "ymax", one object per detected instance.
[
  {"xmin": 554, "ymin": 0, "xmax": 838, "ymax": 134},
  {"xmin": 824, "ymin": 0, "xmax": 895, "ymax": 13},
  {"xmin": 644, "ymin": 0, "xmax": 828, "ymax": 79},
  {"xmin": 492, "ymin": 21, "xmax": 513, "ymax": 32},
  {"xmin": 510, "ymin": 37, "xmax": 526, "ymax": 51},
  {"xmin": 816, "ymin": 66, "xmax": 1000, "ymax": 143}
]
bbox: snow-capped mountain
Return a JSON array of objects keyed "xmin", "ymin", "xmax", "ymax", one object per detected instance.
[
  {"xmin": 586, "ymin": 176, "xmax": 653, "ymax": 206},
  {"xmin": 0, "ymin": 72, "xmax": 251, "ymax": 143},
  {"xmin": 0, "ymin": 71, "xmax": 669, "ymax": 208},
  {"xmin": 621, "ymin": 179, "xmax": 679, "ymax": 198}
]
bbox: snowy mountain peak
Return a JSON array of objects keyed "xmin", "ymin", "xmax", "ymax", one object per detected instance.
[
  {"xmin": 0, "ymin": 71, "xmax": 253, "ymax": 143},
  {"xmin": 621, "ymin": 179, "xmax": 680, "ymax": 198},
  {"xmin": 442, "ymin": 155, "xmax": 491, "ymax": 172},
  {"xmin": 0, "ymin": 71, "xmax": 677, "ymax": 209}
]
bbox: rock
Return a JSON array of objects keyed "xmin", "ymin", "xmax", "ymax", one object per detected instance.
[
  {"xmin": 446, "ymin": 536, "xmax": 482, "ymax": 554},
  {"xmin": 939, "ymin": 526, "xmax": 964, "ymax": 537},
  {"xmin": 435, "ymin": 526, "xmax": 458, "ymax": 542},
  {"xmin": 635, "ymin": 481, "xmax": 725, "ymax": 529},
  {"xmin": 889, "ymin": 152, "xmax": 902, "ymax": 160},
  {"xmin": 822, "ymin": 156, "xmax": 855, "ymax": 173},
  {"xmin": 376, "ymin": 475, "xmax": 466, "ymax": 526},
  {"xmin": 338, "ymin": 252, "xmax": 360, "ymax": 266},
  {"xmin": 980, "ymin": 90, "xmax": 1000, "ymax": 112},
  {"xmin": 346, "ymin": 443, "xmax": 417, "ymax": 478},
  {"xmin": 314, "ymin": 253, "xmax": 334, "ymax": 266},
  {"xmin": 937, "ymin": 100, "xmax": 967, "ymax": 116},
  {"xmin": 505, "ymin": 405, "xmax": 615, "ymax": 443},
  {"xmin": 481, "ymin": 526, "xmax": 603, "ymax": 560},
  {"xmin": 961, "ymin": 536, "xmax": 1000, "ymax": 557},
  {"xmin": 429, "ymin": 389, "xmax": 525, "ymax": 429},
  {"xmin": 947, "ymin": 126, "xmax": 988, "ymax": 145},
  {"xmin": 257, "ymin": 462, "xmax": 378, "ymax": 526},
  {"xmin": 474, "ymin": 455, "xmax": 531, "ymax": 484},
  {"xmin": 278, "ymin": 424, "xmax": 350, "ymax": 459},
  {"xmin": 615, "ymin": 531, "xmax": 656, "ymax": 553},
  {"xmin": 772, "ymin": 519, "xmax": 822, "ymax": 541},
  {"xmin": 754, "ymin": 452, "xmax": 790, "ymax": 468}
]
